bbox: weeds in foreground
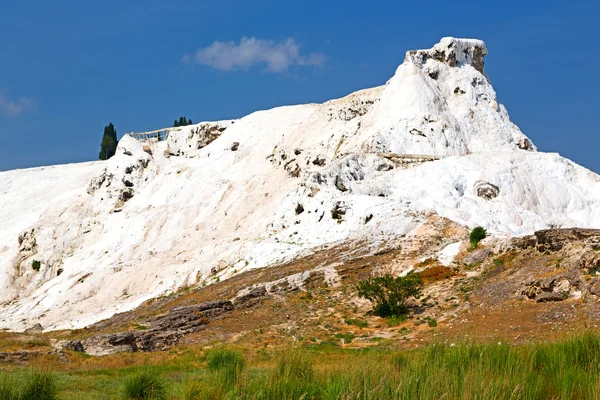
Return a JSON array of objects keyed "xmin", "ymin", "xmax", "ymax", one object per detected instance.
[
  {"xmin": 206, "ymin": 348, "xmax": 245, "ymax": 387},
  {"xmin": 121, "ymin": 369, "xmax": 167, "ymax": 400},
  {"xmin": 5, "ymin": 333, "xmax": 600, "ymax": 399},
  {"xmin": 0, "ymin": 370, "xmax": 58, "ymax": 400}
]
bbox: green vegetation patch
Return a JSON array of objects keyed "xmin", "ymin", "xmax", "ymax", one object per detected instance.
[{"xmin": 4, "ymin": 333, "xmax": 600, "ymax": 399}]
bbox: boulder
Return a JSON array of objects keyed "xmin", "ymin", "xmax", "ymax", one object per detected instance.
[
  {"xmin": 62, "ymin": 340, "xmax": 84, "ymax": 352},
  {"xmin": 580, "ymin": 251, "xmax": 600, "ymax": 274},
  {"xmin": 535, "ymin": 292, "xmax": 565, "ymax": 303},
  {"xmin": 463, "ymin": 248, "xmax": 491, "ymax": 266},
  {"xmin": 23, "ymin": 323, "xmax": 43, "ymax": 334},
  {"xmin": 589, "ymin": 277, "xmax": 600, "ymax": 297},
  {"xmin": 82, "ymin": 333, "xmax": 138, "ymax": 356},
  {"xmin": 233, "ymin": 285, "xmax": 267, "ymax": 307}
]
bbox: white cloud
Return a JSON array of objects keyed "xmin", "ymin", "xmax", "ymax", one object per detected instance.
[
  {"xmin": 0, "ymin": 92, "xmax": 36, "ymax": 117},
  {"xmin": 187, "ymin": 37, "xmax": 325, "ymax": 73}
]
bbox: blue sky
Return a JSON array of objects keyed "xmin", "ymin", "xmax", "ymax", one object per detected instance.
[{"xmin": 0, "ymin": 0, "xmax": 598, "ymax": 172}]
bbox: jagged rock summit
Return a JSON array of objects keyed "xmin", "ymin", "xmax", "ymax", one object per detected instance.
[{"xmin": 1, "ymin": 38, "xmax": 599, "ymax": 331}]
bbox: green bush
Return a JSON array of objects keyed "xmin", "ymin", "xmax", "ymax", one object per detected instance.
[
  {"xmin": 31, "ymin": 260, "xmax": 41, "ymax": 271},
  {"xmin": 121, "ymin": 370, "xmax": 167, "ymax": 400},
  {"xmin": 356, "ymin": 273, "xmax": 422, "ymax": 317},
  {"xmin": 470, "ymin": 226, "xmax": 487, "ymax": 248},
  {"xmin": 20, "ymin": 370, "xmax": 58, "ymax": 400}
]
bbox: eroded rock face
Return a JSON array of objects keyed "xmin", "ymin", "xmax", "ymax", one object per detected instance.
[
  {"xmin": 87, "ymin": 135, "xmax": 156, "ymax": 211},
  {"xmin": 83, "ymin": 333, "xmax": 138, "ymax": 356},
  {"xmin": 232, "ymin": 267, "xmax": 338, "ymax": 308},
  {"xmin": 510, "ymin": 229, "xmax": 600, "ymax": 253},
  {"xmin": 516, "ymin": 138, "xmax": 535, "ymax": 151},
  {"xmin": 0, "ymin": 351, "xmax": 36, "ymax": 363},
  {"xmin": 520, "ymin": 275, "xmax": 573, "ymax": 302},
  {"xmin": 580, "ymin": 251, "xmax": 600, "ymax": 274},
  {"xmin": 16, "ymin": 229, "xmax": 38, "ymax": 272},
  {"xmin": 588, "ymin": 277, "xmax": 600, "ymax": 297},
  {"xmin": 72, "ymin": 300, "xmax": 234, "ymax": 355},
  {"xmin": 535, "ymin": 229, "xmax": 600, "ymax": 252},
  {"xmin": 166, "ymin": 121, "xmax": 235, "ymax": 157},
  {"xmin": 474, "ymin": 181, "xmax": 499, "ymax": 200},
  {"xmin": 407, "ymin": 37, "xmax": 488, "ymax": 74}
]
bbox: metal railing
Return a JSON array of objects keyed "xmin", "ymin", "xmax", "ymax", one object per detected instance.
[{"xmin": 126, "ymin": 127, "xmax": 182, "ymax": 142}]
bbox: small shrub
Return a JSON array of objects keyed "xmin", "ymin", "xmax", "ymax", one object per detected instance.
[
  {"xmin": 425, "ymin": 317, "xmax": 437, "ymax": 327},
  {"xmin": 469, "ymin": 226, "xmax": 487, "ymax": 248},
  {"xmin": 121, "ymin": 370, "xmax": 167, "ymax": 400},
  {"xmin": 31, "ymin": 260, "xmax": 41, "ymax": 271},
  {"xmin": 356, "ymin": 273, "xmax": 422, "ymax": 317},
  {"xmin": 21, "ymin": 370, "xmax": 59, "ymax": 400}
]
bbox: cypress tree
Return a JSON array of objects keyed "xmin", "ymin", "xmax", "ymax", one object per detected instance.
[
  {"xmin": 99, "ymin": 123, "xmax": 118, "ymax": 160},
  {"xmin": 173, "ymin": 116, "xmax": 193, "ymax": 127}
]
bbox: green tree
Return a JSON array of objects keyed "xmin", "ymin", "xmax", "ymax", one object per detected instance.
[
  {"xmin": 173, "ymin": 116, "xmax": 193, "ymax": 127},
  {"xmin": 99, "ymin": 123, "xmax": 118, "ymax": 160},
  {"xmin": 356, "ymin": 273, "xmax": 422, "ymax": 317},
  {"xmin": 470, "ymin": 226, "xmax": 487, "ymax": 248}
]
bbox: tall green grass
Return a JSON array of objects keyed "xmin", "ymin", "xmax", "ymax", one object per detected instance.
[
  {"xmin": 0, "ymin": 370, "xmax": 58, "ymax": 400},
  {"xmin": 4, "ymin": 333, "xmax": 600, "ymax": 399},
  {"xmin": 121, "ymin": 369, "xmax": 167, "ymax": 400}
]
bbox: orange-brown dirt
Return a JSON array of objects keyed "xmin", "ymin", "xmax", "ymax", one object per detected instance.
[{"xmin": 2, "ymin": 226, "xmax": 600, "ymax": 368}]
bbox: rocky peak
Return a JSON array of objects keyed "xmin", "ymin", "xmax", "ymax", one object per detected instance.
[{"xmin": 407, "ymin": 37, "xmax": 487, "ymax": 74}]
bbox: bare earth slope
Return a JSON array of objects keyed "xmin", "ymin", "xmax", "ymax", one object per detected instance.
[{"xmin": 1, "ymin": 37, "xmax": 600, "ymax": 332}]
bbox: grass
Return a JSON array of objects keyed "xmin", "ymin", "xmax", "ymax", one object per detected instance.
[
  {"xmin": 4, "ymin": 333, "xmax": 600, "ymax": 398},
  {"xmin": 344, "ymin": 318, "xmax": 368, "ymax": 328},
  {"xmin": 334, "ymin": 333, "xmax": 355, "ymax": 343},
  {"xmin": 121, "ymin": 369, "xmax": 167, "ymax": 399},
  {"xmin": 205, "ymin": 348, "xmax": 245, "ymax": 387},
  {"xmin": 0, "ymin": 369, "xmax": 58, "ymax": 400},
  {"xmin": 385, "ymin": 315, "xmax": 407, "ymax": 327}
]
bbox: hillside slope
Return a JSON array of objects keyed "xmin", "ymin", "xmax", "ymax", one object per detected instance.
[{"xmin": 1, "ymin": 37, "xmax": 599, "ymax": 331}]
